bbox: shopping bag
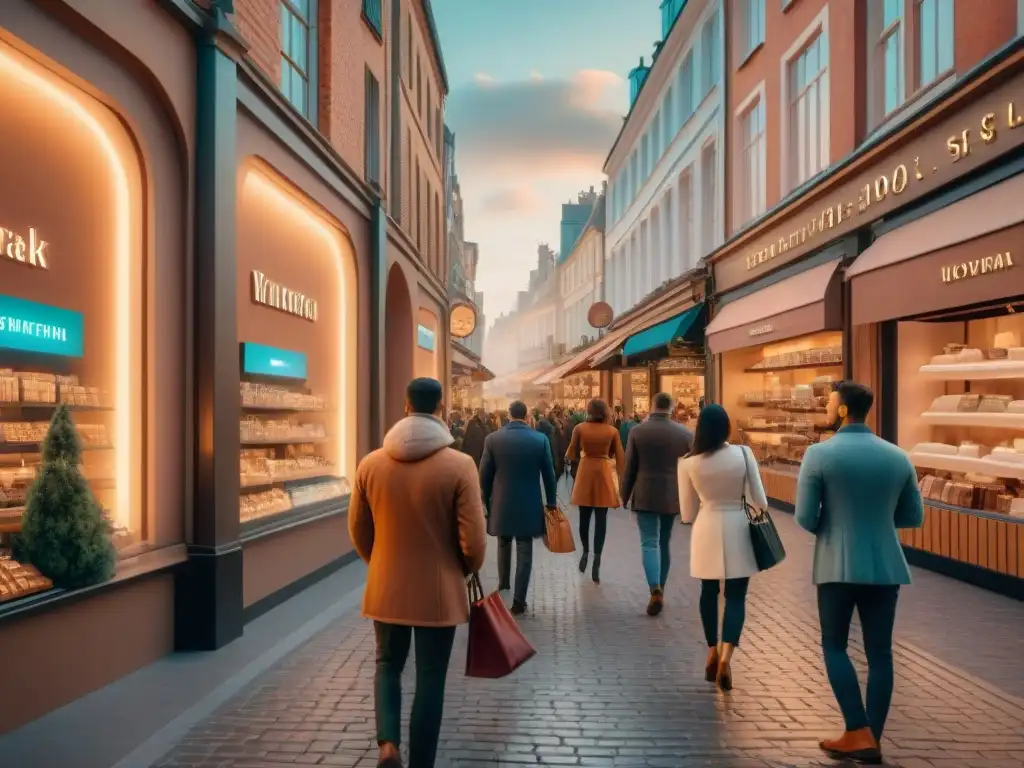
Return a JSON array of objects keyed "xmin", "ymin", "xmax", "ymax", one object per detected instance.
[
  {"xmin": 543, "ymin": 504, "xmax": 576, "ymax": 553},
  {"xmin": 739, "ymin": 446, "xmax": 786, "ymax": 571},
  {"xmin": 465, "ymin": 574, "xmax": 537, "ymax": 678}
]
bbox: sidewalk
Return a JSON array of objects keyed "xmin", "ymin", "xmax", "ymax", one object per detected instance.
[{"xmin": 145, "ymin": 480, "xmax": 1024, "ymax": 768}]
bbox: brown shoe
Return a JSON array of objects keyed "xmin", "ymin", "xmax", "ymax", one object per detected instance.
[
  {"xmin": 704, "ymin": 646, "xmax": 719, "ymax": 682},
  {"xmin": 646, "ymin": 588, "xmax": 664, "ymax": 616},
  {"xmin": 819, "ymin": 727, "xmax": 882, "ymax": 764}
]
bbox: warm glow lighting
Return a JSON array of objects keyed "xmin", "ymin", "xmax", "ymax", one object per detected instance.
[
  {"xmin": 0, "ymin": 44, "xmax": 133, "ymax": 529},
  {"xmin": 243, "ymin": 168, "xmax": 352, "ymax": 478}
]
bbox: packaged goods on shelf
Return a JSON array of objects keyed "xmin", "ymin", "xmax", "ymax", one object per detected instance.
[
  {"xmin": 0, "ymin": 557, "xmax": 52, "ymax": 603},
  {"xmin": 289, "ymin": 479, "xmax": 346, "ymax": 507},
  {"xmin": 239, "ymin": 382, "xmax": 325, "ymax": 410},
  {"xmin": 239, "ymin": 416, "xmax": 327, "ymax": 443},
  {"xmin": 748, "ymin": 345, "xmax": 842, "ymax": 370},
  {"xmin": 239, "ymin": 488, "xmax": 292, "ymax": 523}
]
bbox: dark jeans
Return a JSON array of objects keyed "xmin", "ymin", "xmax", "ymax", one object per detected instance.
[
  {"xmin": 579, "ymin": 506, "xmax": 608, "ymax": 554},
  {"xmin": 636, "ymin": 512, "xmax": 675, "ymax": 589},
  {"xmin": 498, "ymin": 536, "xmax": 533, "ymax": 604},
  {"xmin": 699, "ymin": 578, "xmax": 750, "ymax": 646},
  {"xmin": 374, "ymin": 622, "xmax": 457, "ymax": 768},
  {"xmin": 818, "ymin": 583, "xmax": 900, "ymax": 741}
]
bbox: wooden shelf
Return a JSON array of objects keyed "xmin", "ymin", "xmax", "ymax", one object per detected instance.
[
  {"xmin": 910, "ymin": 451, "xmax": 1024, "ymax": 480},
  {"xmin": 920, "ymin": 411, "xmax": 1024, "ymax": 429},
  {"xmin": 240, "ymin": 471, "xmax": 339, "ymax": 492},
  {"xmin": 745, "ymin": 361, "xmax": 842, "ymax": 374},
  {"xmin": 0, "ymin": 443, "xmax": 112, "ymax": 455},
  {"xmin": 0, "ymin": 403, "xmax": 113, "ymax": 412},
  {"xmin": 240, "ymin": 437, "xmax": 329, "ymax": 446},
  {"xmin": 917, "ymin": 360, "xmax": 1024, "ymax": 381},
  {"xmin": 0, "ymin": 506, "xmax": 24, "ymax": 533},
  {"xmin": 240, "ymin": 403, "xmax": 327, "ymax": 413}
]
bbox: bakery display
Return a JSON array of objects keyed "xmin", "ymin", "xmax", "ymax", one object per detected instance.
[
  {"xmin": 747, "ymin": 345, "xmax": 842, "ymax": 371},
  {"xmin": 560, "ymin": 373, "xmax": 600, "ymax": 412},
  {"xmin": 0, "ymin": 556, "xmax": 52, "ymax": 603}
]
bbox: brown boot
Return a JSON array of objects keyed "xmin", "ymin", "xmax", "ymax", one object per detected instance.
[
  {"xmin": 819, "ymin": 727, "xmax": 882, "ymax": 764},
  {"xmin": 716, "ymin": 642, "xmax": 735, "ymax": 692},
  {"xmin": 704, "ymin": 646, "xmax": 719, "ymax": 682},
  {"xmin": 646, "ymin": 587, "xmax": 664, "ymax": 616}
]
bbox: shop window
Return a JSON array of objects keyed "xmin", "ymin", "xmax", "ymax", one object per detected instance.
[
  {"xmin": 899, "ymin": 309, "xmax": 1024, "ymax": 520},
  {"xmin": 740, "ymin": 0, "xmax": 766, "ymax": 61},
  {"xmin": 0, "ymin": 40, "xmax": 146, "ymax": 576},
  {"xmin": 720, "ymin": 331, "xmax": 843, "ymax": 478},
  {"xmin": 364, "ymin": 69, "xmax": 381, "ymax": 185},
  {"xmin": 658, "ymin": 356, "xmax": 706, "ymax": 425},
  {"xmin": 916, "ymin": 0, "xmax": 953, "ymax": 90},
  {"xmin": 236, "ymin": 165, "xmax": 357, "ymax": 529},
  {"xmin": 280, "ymin": 0, "xmax": 318, "ymax": 122},
  {"xmin": 787, "ymin": 29, "xmax": 830, "ymax": 190},
  {"xmin": 737, "ymin": 93, "xmax": 766, "ymax": 226},
  {"xmin": 613, "ymin": 369, "xmax": 652, "ymax": 417},
  {"xmin": 560, "ymin": 373, "xmax": 601, "ymax": 413},
  {"xmin": 700, "ymin": 10, "xmax": 720, "ymax": 97}
]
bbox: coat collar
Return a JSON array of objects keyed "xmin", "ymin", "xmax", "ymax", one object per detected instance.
[
  {"xmin": 648, "ymin": 412, "xmax": 670, "ymax": 421},
  {"xmin": 505, "ymin": 420, "xmax": 530, "ymax": 430},
  {"xmin": 837, "ymin": 423, "xmax": 872, "ymax": 435}
]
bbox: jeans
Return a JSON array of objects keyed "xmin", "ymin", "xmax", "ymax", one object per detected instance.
[
  {"xmin": 636, "ymin": 512, "xmax": 675, "ymax": 589},
  {"xmin": 699, "ymin": 578, "xmax": 750, "ymax": 646},
  {"xmin": 818, "ymin": 583, "xmax": 900, "ymax": 741},
  {"xmin": 497, "ymin": 536, "xmax": 533, "ymax": 604},
  {"xmin": 578, "ymin": 506, "xmax": 608, "ymax": 554},
  {"xmin": 374, "ymin": 622, "xmax": 457, "ymax": 768}
]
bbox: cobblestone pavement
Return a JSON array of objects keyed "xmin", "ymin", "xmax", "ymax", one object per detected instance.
[{"xmin": 155, "ymin": 481, "xmax": 1024, "ymax": 768}]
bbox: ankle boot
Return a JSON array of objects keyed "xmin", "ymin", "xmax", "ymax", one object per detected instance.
[
  {"xmin": 819, "ymin": 728, "xmax": 882, "ymax": 764},
  {"xmin": 591, "ymin": 554, "xmax": 601, "ymax": 583},
  {"xmin": 578, "ymin": 550, "xmax": 589, "ymax": 573},
  {"xmin": 704, "ymin": 646, "xmax": 719, "ymax": 682},
  {"xmin": 717, "ymin": 642, "xmax": 735, "ymax": 692},
  {"xmin": 647, "ymin": 587, "xmax": 664, "ymax": 616}
]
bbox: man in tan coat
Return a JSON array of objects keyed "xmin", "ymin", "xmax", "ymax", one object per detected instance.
[{"xmin": 349, "ymin": 377, "xmax": 486, "ymax": 768}]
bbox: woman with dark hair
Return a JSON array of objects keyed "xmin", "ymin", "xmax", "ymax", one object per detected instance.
[
  {"xmin": 565, "ymin": 398, "xmax": 625, "ymax": 584},
  {"xmin": 677, "ymin": 403, "xmax": 767, "ymax": 692}
]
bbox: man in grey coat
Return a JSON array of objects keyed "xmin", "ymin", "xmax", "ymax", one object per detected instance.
[
  {"xmin": 620, "ymin": 392, "xmax": 693, "ymax": 616},
  {"xmin": 796, "ymin": 381, "xmax": 923, "ymax": 764},
  {"xmin": 479, "ymin": 400, "xmax": 558, "ymax": 615}
]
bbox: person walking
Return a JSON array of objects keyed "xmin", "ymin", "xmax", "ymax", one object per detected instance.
[
  {"xmin": 565, "ymin": 398, "xmax": 624, "ymax": 584},
  {"xmin": 677, "ymin": 404, "xmax": 766, "ymax": 692},
  {"xmin": 620, "ymin": 392, "xmax": 693, "ymax": 616},
  {"xmin": 619, "ymin": 411, "xmax": 639, "ymax": 446},
  {"xmin": 479, "ymin": 400, "xmax": 558, "ymax": 615},
  {"xmin": 796, "ymin": 381, "xmax": 924, "ymax": 764},
  {"xmin": 461, "ymin": 409, "xmax": 487, "ymax": 468},
  {"xmin": 534, "ymin": 409, "xmax": 557, "ymax": 467},
  {"xmin": 349, "ymin": 378, "xmax": 487, "ymax": 768}
]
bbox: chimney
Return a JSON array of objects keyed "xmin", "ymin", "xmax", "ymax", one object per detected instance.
[{"xmin": 628, "ymin": 56, "xmax": 650, "ymax": 108}]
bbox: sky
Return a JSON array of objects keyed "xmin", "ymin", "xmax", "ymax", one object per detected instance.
[{"xmin": 431, "ymin": 0, "xmax": 660, "ymax": 322}]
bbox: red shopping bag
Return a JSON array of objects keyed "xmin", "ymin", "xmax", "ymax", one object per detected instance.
[{"xmin": 465, "ymin": 574, "xmax": 536, "ymax": 678}]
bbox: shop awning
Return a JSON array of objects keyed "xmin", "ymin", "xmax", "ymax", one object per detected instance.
[
  {"xmin": 846, "ymin": 172, "xmax": 1024, "ymax": 324},
  {"xmin": 705, "ymin": 259, "xmax": 842, "ymax": 354},
  {"xmin": 622, "ymin": 303, "xmax": 704, "ymax": 357},
  {"xmin": 451, "ymin": 345, "xmax": 495, "ymax": 382}
]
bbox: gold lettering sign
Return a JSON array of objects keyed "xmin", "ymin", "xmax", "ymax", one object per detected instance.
[
  {"xmin": 941, "ymin": 251, "xmax": 1015, "ymax": 284},
  {"xmin": 0, "ymin": 226, "xmax": 48, "ymax": 269},
  {"xmin": 251, "ymin": 270, "xmax": 318, "ymax": 321},
  {"xmin": 749, "ymin": 323, "xmax": 774, "ymax": 337}
]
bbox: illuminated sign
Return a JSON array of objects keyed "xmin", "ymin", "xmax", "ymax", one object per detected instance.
[
  {"xmin": 942, "ymin": 250, "xmax": 1015, "ymax": 283},
  {"xmin": 251, "ymin": 270, "xmax": 318, "ymax": 321},
  {"xmin": 0, "ymin": 226, "xmax": 48, "ymax": 269},
  {"xmin": 417, "ymin": 325, "xmax": 436, "ymax": 351},
  {"xmin": 0, "ymin": 294, "xmax": 82, "ymax": 357},
  {"xmin": 450, "ymin": 303, "xmax": 477, "ymax": 338},
  {"xmin": 241, "ymin": 342, "xmax": 308, "ymax": 379}
]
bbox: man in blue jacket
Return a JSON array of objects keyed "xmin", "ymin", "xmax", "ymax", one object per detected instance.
[
  {"xmin": 479, "ymin": 400, "xmax": 558, "ymax": 615},
  {"xmin": 796, "ymin": 381, "xmax": 924, "ymax": 765}
]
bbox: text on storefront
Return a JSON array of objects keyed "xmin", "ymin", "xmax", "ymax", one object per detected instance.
[
  {"xmin": 251, "ymin": 270, "xmax": 318, "ymax": 321},
  {"xmin": 941, "ymin": 251, "xmax": 1015, "ymax": 283},
  {"xmin": 0, "ymin": 226, "xmax": 48, "ymax": 269}
]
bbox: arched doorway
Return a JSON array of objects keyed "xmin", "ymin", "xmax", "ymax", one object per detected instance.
[{"xmin": 385, "ymin": 263, "xmax": 414, "ymax": 429}]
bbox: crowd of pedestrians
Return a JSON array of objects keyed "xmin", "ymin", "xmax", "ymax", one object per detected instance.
[{"xmin": 348, "ymin": 377, "xmax": 924, "ymax": 768}]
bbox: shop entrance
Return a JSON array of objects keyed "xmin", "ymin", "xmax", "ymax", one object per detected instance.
[{"xmin": 385, "ymin": 264, "xmax": 414, "ymax": 428}]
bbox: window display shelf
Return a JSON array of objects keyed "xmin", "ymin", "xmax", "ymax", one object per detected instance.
[
  {"xmin": 240, "ymin": 471, "xmax": 340, "ymax": 491},
  {"xmin": 745, "ymin": 361, "xmax": 842, "ymax": 374},
  {"xmin": 0, "ymin": 403, "xmax": 114, "ymax": 412},
  {"xmin": 910, "ymin": 452, "xmax": 1024, "ymax": 481},
  {"xmin": 0, "ymin": 443, "xmax": 112, "ymax": 455},
  {"xmin": 240, "ymin": 437, "xmax": 329, "ymax": 446},
  {"xmin": 917, "ymin": 361, "xmax": 1024, "ymax": 381},
  {"xmin": 240, "ymin": 404, "xmax": 328, "ymax": 413},
  {"xmin": 920, "ymin": 411, "xmax": 1024, "ymax": 429},
  {"xmin": 0, "ymin": 507, "xmax": 23, "ymax": 534}
]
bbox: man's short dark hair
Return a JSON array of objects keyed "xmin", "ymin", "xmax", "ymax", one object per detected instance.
[
  {"xmin": 836, "ymin": 380, "xmax": 874, "ymax": 422},
  {"xmin": 652, "ymin": 392, "xmax": 673, "ymax": 411},
  {"xmin": 407, "ymin": 377, "xmax": 443, "ymax": 414},
  {"xmin": 509, "ymin": 400, "xmax": 528, "ymax": 420}
]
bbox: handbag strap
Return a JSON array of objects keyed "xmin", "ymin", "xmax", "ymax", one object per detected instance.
[
  {"xmin": 466, "ymin": 572, "xmax": 484, "ymax": 603},
  {"xmin": 737, "ymin": 445, "xmax": 758, "ymax": 522}
]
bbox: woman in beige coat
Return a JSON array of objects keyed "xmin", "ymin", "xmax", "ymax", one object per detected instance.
[{"xmin": 566, "ymin": 398, "xmax": 624, "ymax": 584}]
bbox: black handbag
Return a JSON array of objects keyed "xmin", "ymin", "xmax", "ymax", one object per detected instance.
[{"xmin": 738, "ymin": 446, "xmax": 786, "ymax": 571}]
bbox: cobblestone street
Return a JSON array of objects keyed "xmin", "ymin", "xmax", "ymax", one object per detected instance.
[{"xmin": 154, "ymin": 484, "xmax": 1024, "ymax": 768}]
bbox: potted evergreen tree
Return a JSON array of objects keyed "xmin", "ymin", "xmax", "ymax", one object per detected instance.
[{"xmin": 16, "ymin": 405, "xmax": 116, "ymax": 589}]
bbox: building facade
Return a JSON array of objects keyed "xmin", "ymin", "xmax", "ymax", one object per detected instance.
[
  {"xmin": 604, "ymin": 0, "xmax": 724, "ymax": 319},
  {"xmin": 557, "ymin": 193, "xmax": 606, "ymax": 354}
]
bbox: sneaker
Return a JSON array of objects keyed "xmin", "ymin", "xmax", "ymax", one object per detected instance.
[{"xmin": 646, "ymin": 588, "xmax": 664, "ymax": 616}]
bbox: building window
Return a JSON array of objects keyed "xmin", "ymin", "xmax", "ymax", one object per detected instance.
[
  {"xmin": 788, "ymin": 31, "xmax": 829, "ymax": 189},
  {"xmin": 917, "ymin": 0, "xmax": 954, "ymax": 88},
  {"xmin": 738, "ymin": 96, "xmax": 766, "ymax": 224},
  {"xmin": 663, "ymin": 85, "xmax": 674, "ymax": 145},
  {"xmin": 677, "ymin": 51, "xmax": 694, "ymax": 126},
  {"xmin": 701, "ymin": 142, "xmax": 717, "ymax": 255},
  {"xmin": 741, "ymin": 0, "xmax": 766, "ymax": 59},
  {"xmin": 427, "ymin": 87, "xmax": 433, "ymax": 140},
  {"xmin": 435, "ymin": 107, "xmax": 442, "ymax": 156},
  {"xmin": 362, "ymin": 0, "xmax": 383, "ymax": 38},
  {"xmin": 641, "ymin": 132, "xmax": 650, "ymax": 179},
  {"xmin": 406, "ymin": 14, "xmax": 413, "ymax": 85},
  {"xmin": 280, "ymin": 0, "xmax": 317, "ymax": 120},
  {"xmin": 414, "ymin": 159, "xmax": 421, "ymax": 247},
  {"xmin": 652, "ymin": 112, "xmax": 662, "ymax": 164},
  {"xmin": 364, "ymin": 69, "xmax": 380, "ymax": 184},
  {"xmin": 874, "ymin": 0, "xmax": 904, "ymax": 121},
  {"xmin": 416, "ymin": 57, "xmax": 422, "ymax": 116},
  {"xmin": 700, "ymin": 11, "xmax": 720, "ymax": 96},
  {"xmin": 630, "ymin": 151, "xmax": 639, "ymax": 198},
  {"xmin": 677, "ymin": 171, "xmax": 692, "ymax": 269}
]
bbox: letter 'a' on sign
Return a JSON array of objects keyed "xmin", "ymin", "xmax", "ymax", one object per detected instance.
[
  {"xmin": 0, "ymin": 294, "xmax": 83, "ymax": 357},
  {"xmin": 241, "ymin": 342, "xmax": 308, "ymax": 379}
]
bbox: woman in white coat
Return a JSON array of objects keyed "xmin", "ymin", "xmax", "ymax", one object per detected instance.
[{"xmin": 677, "ymin": 403, "xmax": 767, "ymax": 691}]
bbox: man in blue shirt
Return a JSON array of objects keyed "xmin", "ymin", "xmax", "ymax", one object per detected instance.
[{"xmin": 796, "ymin": 381, "xmax": 924, "ymax": 764}]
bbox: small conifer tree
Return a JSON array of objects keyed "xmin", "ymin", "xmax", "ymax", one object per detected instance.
[{"xmin": 17, "ymin": 405, "xmax": 116, "ymax": 589}]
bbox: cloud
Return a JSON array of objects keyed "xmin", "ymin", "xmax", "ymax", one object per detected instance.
[
  {"xmin": 473, "ymin": 72, "xmax": 496, "ymax": 86},
  {"xmin": 446, "ymin": 70, "xmax": 626, "ymax": 175},
  {"xmin": 478, "ymin": 186, "xmax": 541, "ymax": 214}
]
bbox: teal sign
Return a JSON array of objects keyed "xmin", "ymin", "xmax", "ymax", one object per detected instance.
[
  {"xmin": 242, "ymin": 342, "xmax": 307, "ymax": 379},
  {"xmin": 417, "ymin": 324, "xmax": 435, "ymax": 351},
  {"xmin": 0, "ymin": 294, "xmax": 83, "ymax": 357}
]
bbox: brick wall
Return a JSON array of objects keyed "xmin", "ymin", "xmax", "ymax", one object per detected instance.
[{"xmin": 233, "ymin": 0, "xmax": 280, "ymax": 85}]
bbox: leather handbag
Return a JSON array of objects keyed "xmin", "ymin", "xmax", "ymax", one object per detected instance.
[
  {"xmin": 465, "ymin": 574, "xmax": 537, "ymax": 678},
  {"xmin": 739, "ymin": 446, "xmax": 787, "ymax": 571},
  {"xmin": 543, "ymin": 503, "xmax": 576, "ymax": 553}
]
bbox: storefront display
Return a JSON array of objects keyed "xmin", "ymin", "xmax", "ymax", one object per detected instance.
[
  {"xmin": 612, "ymin": 368, "xmax": 651, "ymax": 416},
  {"xmin": 657, "ymin": 355, "xmax": 705, "ymax": 420},
  {"xmin": 559, "ymin": 372, "xmax": 600, "ymax": 412}
]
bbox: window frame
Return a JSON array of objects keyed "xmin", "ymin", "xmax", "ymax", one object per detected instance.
[
  {"xmin": 780, "ymin": 6, "xmax": 830, "ymax": 194},
  {"xmin": 677, "ymin": 50, "xmax": 694, "ymax": 128},
  {"xmin": 700, "ymin": 10, "xmax": 720, "ymax": 97},
  {"xmin": 364, "ymin": 68, "xmax": 381, "ymax": 185},
  {"xmin": 279, "ymin": 0, "xmax": 319, "ymax": 124},
  {"xmin": 740, "ymin": 0, "xmax": 766, "ymax": 61},
  {"xmin": 914, "ymin": 0, "xmax": 954, "ymax": 91},
  {"xmin": 872, "ymin": 0, "xmax": 905, "ymax": 125},
  {"xmin": 735, "ymin": 83, "xmax": 766, "ymax": 227},
  {"xmin": 361, "ymin": 0, "xmax": 383, "ymax": 41},
  {"xmin": 700, "ymin": 140, "xmax": 718, "ymax": 256}
]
